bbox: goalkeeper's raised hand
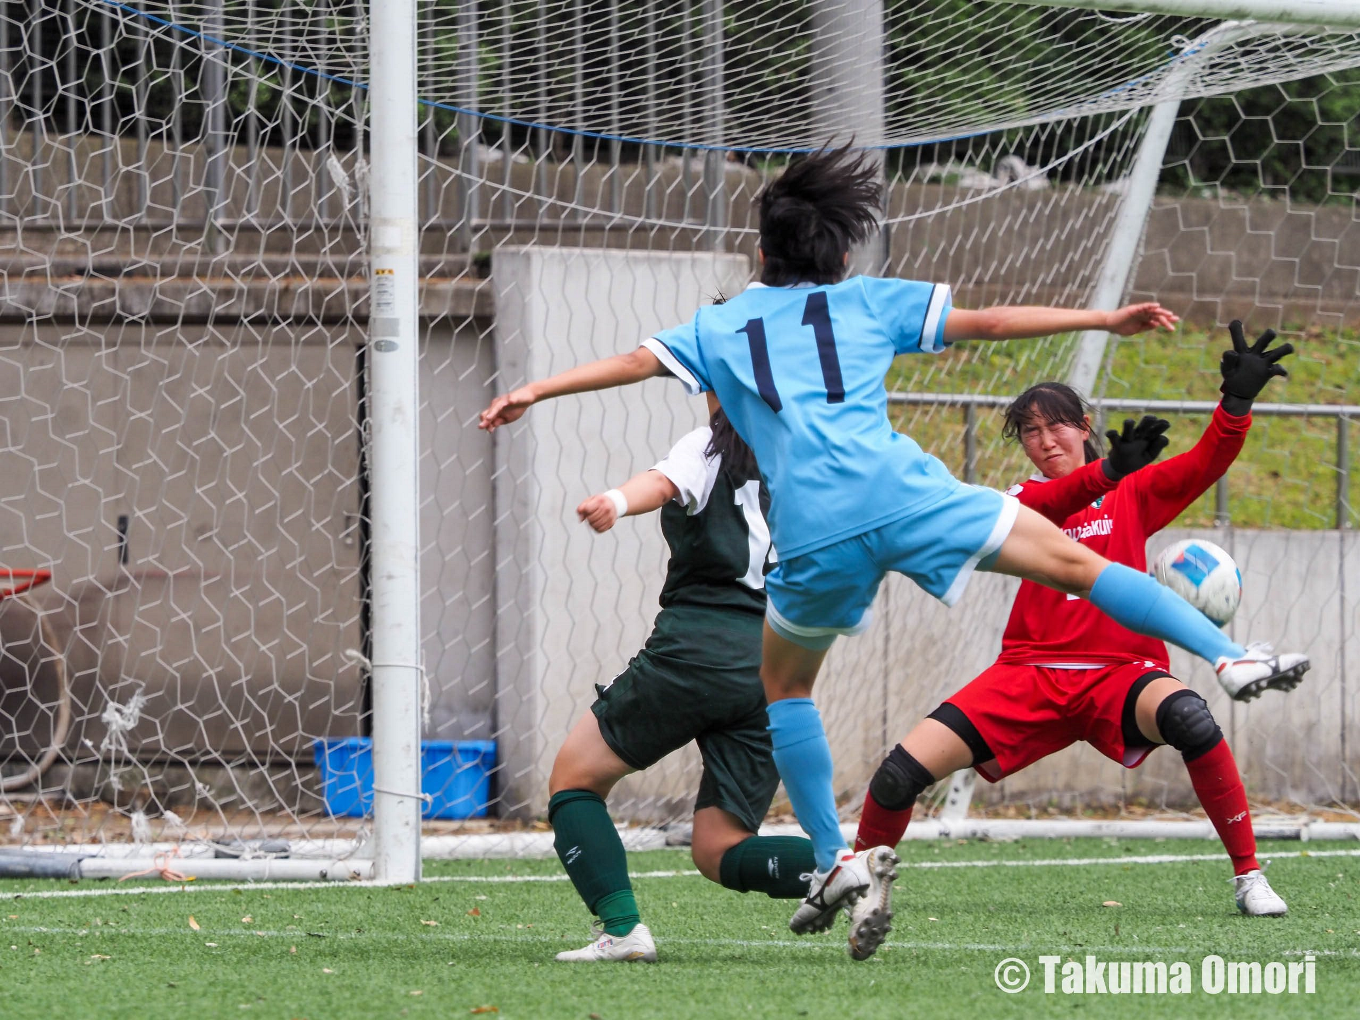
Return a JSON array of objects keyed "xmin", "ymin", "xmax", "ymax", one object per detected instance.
[
  {"xmin": 1220, "ymin": 319, "xmax": 1292, "ymax": 415},
  {"xmin": 1103, "ymin": 415, "xmax": 1171, "ymax": 480}
]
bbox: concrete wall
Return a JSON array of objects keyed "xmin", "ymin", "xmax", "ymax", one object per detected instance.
[{"xmin": 487, "ymin": 247, "xmax": 751, "ymax": 818}]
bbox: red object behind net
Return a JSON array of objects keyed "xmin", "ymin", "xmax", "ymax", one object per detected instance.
[{"xmin": 0, "ymin": 569, "xmax": 52, "ymax": 600}]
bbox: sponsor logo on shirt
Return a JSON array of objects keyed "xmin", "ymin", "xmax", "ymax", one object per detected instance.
[{"xmin": 1064, "ymin": 516, "xmax": 1113, "ymax": 542}]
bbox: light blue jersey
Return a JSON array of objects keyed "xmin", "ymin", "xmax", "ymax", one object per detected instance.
[{"xmin": 643, "ymin": 276, "xmax": 955, "ymax": 560}]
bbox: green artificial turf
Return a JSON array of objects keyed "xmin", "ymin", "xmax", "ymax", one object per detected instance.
[{"xmin": 2, "ymin": 838, "xmax": 1357, "ymax": 1020}]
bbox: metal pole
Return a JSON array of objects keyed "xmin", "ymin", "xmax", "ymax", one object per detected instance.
[
  {"xmin": 1214, "ymin": 474, "xmax": 1230, "ymax": 527},
  {"xmin": 809, "ymin": 0, "xmax": 887, "ymax": 275},
  {"xmin": 1339, "ymin": 414, "xmax": 1352, "ymax": 530},
  {"xmin": 700, "ymin": 0, "xmax": 725, "ymax": 251},
  {"xmin": 457, "ymin": 0, "xmax": 480, "ymax": 256},
  {"xmin": 204, "ymin": 0, "xmax": 227, "ymax": 252},
  {"xmin": 367, "ymin": 0, "xmax": 424, "ymax": 886},
  {"xmin": 1068, "ymin": 25, "xmax": 1248, "ymax": 396},
  {"xmin": 963, "ymin": 403, "xmax": 977, "ymax": 484}
]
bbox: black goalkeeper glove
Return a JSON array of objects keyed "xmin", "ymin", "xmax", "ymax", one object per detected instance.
[
  {"xmin": 1103, "ymin": 415, "xmax": 1171, "ymax": 480},
  {"xmin": 1220, "ymin": 319, "xmax": 1292, "ymax": 415}
]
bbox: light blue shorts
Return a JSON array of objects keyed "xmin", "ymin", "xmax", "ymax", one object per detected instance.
[{"xmin": 765, "ymin": 483, "xmax": 1019, "ymax": 650}]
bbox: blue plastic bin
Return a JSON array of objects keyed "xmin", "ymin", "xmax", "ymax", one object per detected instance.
[{"xmin": 314, "ymin": 737, "xmax": 496, "ymax": 819}]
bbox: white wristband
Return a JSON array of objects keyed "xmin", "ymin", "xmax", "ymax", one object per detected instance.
[{"xmin": 604, "ymin": 488, "xmax": 628, "ymax": 519}]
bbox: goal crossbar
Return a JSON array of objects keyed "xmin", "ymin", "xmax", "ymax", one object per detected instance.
[{"xmin": 999, "ymin": 0, "xmax": 1360, "ymax": 30}]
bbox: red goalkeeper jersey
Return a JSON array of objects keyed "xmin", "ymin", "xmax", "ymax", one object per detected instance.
[{"xmin": 996, "ymin": 404, "xmax": 1250, "ymax": 669}]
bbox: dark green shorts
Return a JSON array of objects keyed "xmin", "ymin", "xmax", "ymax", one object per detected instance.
[{"xmin": 592, "ymin": 604, "xmax": 777, "ymax": 834}]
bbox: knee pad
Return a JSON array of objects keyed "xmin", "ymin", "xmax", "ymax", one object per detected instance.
[
  {"xmin": 1155, "ymin": 690, "xmax": 1222, "ymax": 762},
  {"xmin": 868, "ymin": 745, "xmax": 935, "ymax": 812}
]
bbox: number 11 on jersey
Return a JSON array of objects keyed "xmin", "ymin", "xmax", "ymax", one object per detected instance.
[{"xmin": 738, "ymin": 291, "xmax": 846, "ymax": 412}]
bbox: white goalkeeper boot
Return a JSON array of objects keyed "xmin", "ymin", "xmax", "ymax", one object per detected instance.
[
  {"xmin": 790, "ymin": 849, "xmax": 874, "ymax": 935},
  {"xmin": 555, "ymin": 922, "xmax": 657, "ymax": 963},
  {"xmin": 1234, "ymin": 869, "xmax": 1288, "ymax": 917},
  {"xmin": 1215, "ymin": 643, "xmax": 1309, "ymax": 702},
  {"xmin": 846, "ymin": 846, "xmax": 901, "ymax": 961}
]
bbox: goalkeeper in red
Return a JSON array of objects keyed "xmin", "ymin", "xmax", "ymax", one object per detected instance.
[{"xmin": 856, "ymin": 322, "xmax": 1304, "ymax": 917}]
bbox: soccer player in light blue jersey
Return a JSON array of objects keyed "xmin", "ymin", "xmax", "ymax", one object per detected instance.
[{"xmin": 479, "ymin": 146, "xmax": 1310, "ymax": 961}]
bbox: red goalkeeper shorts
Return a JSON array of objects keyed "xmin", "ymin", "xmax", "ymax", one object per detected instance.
[{"xmin": 936, "ymin": 661, "xmax": 1173, "ymax": 782}]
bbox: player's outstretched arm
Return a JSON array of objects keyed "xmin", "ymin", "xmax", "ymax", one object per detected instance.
[
  {"xmin": 477, "ymin": 346, "xmax": 667, "ymax": 431},
  {"xmin": 943, "ymin": 302, "xmax": 1179, "ymax": 343},
  {"xmin": 577, "ymin": 469, "xmax": 679, "ymax": 533}
]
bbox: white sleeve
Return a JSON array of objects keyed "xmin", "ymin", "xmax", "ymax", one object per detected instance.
[{"xmin": 652, "ymin": 426, "xmax": 722, "ymax": 515}]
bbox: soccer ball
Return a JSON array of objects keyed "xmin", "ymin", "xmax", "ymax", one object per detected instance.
[{"xmin": 1152, "ymin": 539, "xmax": 1242, "ymax": 627}]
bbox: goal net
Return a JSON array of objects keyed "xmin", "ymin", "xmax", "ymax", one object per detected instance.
[{"xmin": 0, "ymin": 1, "xmax": 1355, "ymax": 873}]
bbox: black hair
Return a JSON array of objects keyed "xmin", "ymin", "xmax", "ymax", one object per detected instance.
[
  {"xmin": 1002, "ymin": 381, "xmax": 1101, "ymax": 463},
  {"xmin": 704, "ymin": 406, "xmax": 758, "ymax": 481},
  {"xmin": 757, "ymin": 143, "xmax": 882, "ymax": 286}
]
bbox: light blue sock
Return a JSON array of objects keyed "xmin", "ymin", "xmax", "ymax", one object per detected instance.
[
  {"xmin": 1089, "ymin": 563, "xmax": 1246, "ymax": 664},
  {"xmin": 766, "ymin": 698, "xmax": 847, "ymax": 872}
]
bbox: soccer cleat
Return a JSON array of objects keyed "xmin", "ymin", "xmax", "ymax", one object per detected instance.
[
  {"xmin": 845, "ymin": 846, "xmax": 900, "ymax": 961},
  {"xmin": 789, "ymin": 850, "xmax": 871, "ymax": 935},
  {"xmin": 1233, "ymin": 869, "xmax": 1287, "ymax": 917},
  {"xmin": 1215, "ymin": 643, "xmax": 1309, "ymax": 702},
  {"xmin": 554, "ymin": 922, "xmax": 657, "ymax": 963}
]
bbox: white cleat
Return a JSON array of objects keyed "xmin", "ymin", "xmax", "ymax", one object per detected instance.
[
  {"xmin": 554, "ymin": 922, "xmax": 657, "ymax": 963},
  {"xmin": 790, "ymin": 850, "xmax": 871, "ymax": 935},
  {"xmin": 1234, "ymin": 869, "xmax": 1288, "ymax": 917},
  {"xmin": 1215, "ymin": 643, "xmax": 1309, "ymax": 702},
  {"xmin": 846, "ymin": 846, "xmax": 900, "ymax": 960}
]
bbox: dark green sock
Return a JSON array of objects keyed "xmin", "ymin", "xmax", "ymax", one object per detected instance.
[
  {"xmin": 548, "ymin": 789, "xmax": 640, "ymax": 936},
  {"xmin": 718, "ymin": 836, "xmax": 818, "ymax": 899}
]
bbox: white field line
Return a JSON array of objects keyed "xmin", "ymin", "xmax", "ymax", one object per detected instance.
[
  {"xmin": 7, "ymin": 925, "xmax": 1358, "ymax": 958},
  {"xmin": 8, "ymin": 848, "xmax": 1360, "ymax": 902}
]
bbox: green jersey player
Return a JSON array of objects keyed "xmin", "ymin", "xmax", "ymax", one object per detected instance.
[{"xmin": 550, "ymin": 402, "xmax": 817, "ymax": 963}]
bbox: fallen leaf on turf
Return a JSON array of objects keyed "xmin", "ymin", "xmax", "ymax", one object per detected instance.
[
  {"xmin": 409, "ymin": 990, "xmax": 423, "ymax": 996},
  {"xmin": 205, "ymin": 943, "xmax": 218, "ymax": 947},
  {"xmin": 591, "ymin": 1014, "xmax": 602, "ymax": 1019},
  {"xmin": 420, "ymin": 920, "xmax": 439, "ymax": 927},
  {"xmin": 188, "ymin": 916, "xmax": 201, "ymax": 931},
  {"xmin": 322, "ymin": 968, "xmax": 334, "ymax": 974},
  {"xmin": 89, "ymin": 954, "xmax": 111, "ymax": 960},
  {"xmin": 289, "ymin": 946, "xmax": 297, "ymax": 955},
  {"xmin": 241, "ymin": 916, "xmax": 253, "ymax": 923},
  {"xmin": 467, "ymin": 907, "xmax": 481, "ymax": 917},
  {"xmin": 469, "ymin": 1008, "xmax": 498, "ymax": 1015},
  {"xmin": 1103, "ymin": 901, "xmax": 1122, "ymax": 908},
  {"xmin": 6, "ymin": 915, "xmax": 16, "ymax": 919},
  {"xmin": 927, "ymin": 917, "xmax": 938, "ymax": 922}
]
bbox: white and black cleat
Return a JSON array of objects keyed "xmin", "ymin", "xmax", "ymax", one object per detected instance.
[
  {"xmin": 1234, "ymin": 869, "xmax": 1288, "ymax": 917},
  {"xmin": 846, "ymin": 846, "xmax": 900, "ymax": 961},
  {"xmin": 1215, "ymin": 643, "xmax": 1309, "ymax": 702},
  {"xmin": 789, "ymin": 851, "xmax": 871, "ymax": 935}
]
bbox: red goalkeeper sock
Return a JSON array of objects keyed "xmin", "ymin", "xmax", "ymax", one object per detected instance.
[
  {"xmin": 854, "ymin": 788, "xmax": 913, "ymax": 854},
  {"xmin": 1184, "ymin": 740, "xmax": 1259, "ymax": 876}
]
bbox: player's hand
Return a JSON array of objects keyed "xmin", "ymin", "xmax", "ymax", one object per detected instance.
[
  {"xmin": 1106, "ymin": 302, "xmax": 1180, "ymax": 336},
  {"xmin": 576, "ymin": 493, "xmax": 619, "ymax": 533},
  {"xmin": 1104, "ymin": 415, "xmax": 1171, "ymax": 479},
  {"xmin": 1220, "ymin": 319, "xmax": 1292, "ymax": 402},
  {"xmin": 478, "ymin": 386, "xmax": 537, "ymax": 431}
]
